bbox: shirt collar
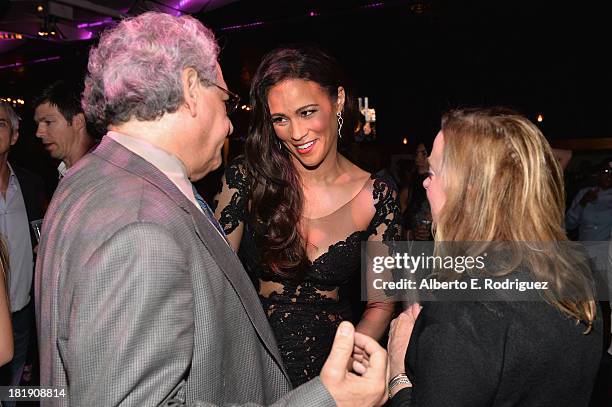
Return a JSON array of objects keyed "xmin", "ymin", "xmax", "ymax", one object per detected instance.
[
  {"xmin": 6, "ymin": 162, "xmax": 17, "ymax": 182},
  {"xmin": 57, "ymin": 161, "xmax": 68, "ymax": 179},
  {"xmin": 105, "ymin": 131, "xmax": 201, "ymax": 212}
]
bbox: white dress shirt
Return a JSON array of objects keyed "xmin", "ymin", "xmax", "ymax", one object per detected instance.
[{"xmin": 0, "ymin": 164, "xmax": 34, "ymax": 312}]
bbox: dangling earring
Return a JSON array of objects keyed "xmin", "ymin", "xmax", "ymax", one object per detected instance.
[
  {"xmin": 336, "ymin": 111, "xmax": 343, "ymax": 139},
  {"xmin": 277, "ymin": 139, "xmax": 283, "ymax": 150}
]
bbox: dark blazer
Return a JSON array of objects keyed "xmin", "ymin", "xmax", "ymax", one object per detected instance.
[
  {"xmin": 35, "ymin": 137, "xmax": 334, "ymax": 406},
  {"xmin": 391, "ymin": 298, "xmax": 603, "ymax": 406},
  {"xmin": 12, "ymin": 164, "xmax": 46, "ymax": 246}
]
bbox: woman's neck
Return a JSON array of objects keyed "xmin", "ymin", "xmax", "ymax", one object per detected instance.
[{"xmin": 294, "ymin": 151, "xmax": 344, "ymax": 186}]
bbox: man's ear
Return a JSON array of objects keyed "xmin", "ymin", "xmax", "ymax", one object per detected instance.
[
  {"xmin": 71, "ymin": 113, "xmax": 86, "ymax": 133},
  {"xmin": 182, "ymin": 67, "xmax": 200, "ymax": 117},
  {"xmin": 336, "ymin": 86, "xmax": 346, "ymax": 113},
  {"xmin": 10, "ymin": 129, "xmax": 19, "ymax": 146}
]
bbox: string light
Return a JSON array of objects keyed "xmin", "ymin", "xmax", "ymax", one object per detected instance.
[
  {"xmin": 537, "ymin": 114, "xmax": 543, "ymax": 123},
  {"xmin": 402, "ymin": 137, "xmax": 408, "ymax": 145},
  {"xmin": 362, "ymin": 2, "xmax": 385, "ymax": 9},
  {"xmin": 219, "ymin": 21, "xmax": 264, "ymax": 32},
  {"xmin": 0, "ymin": 98, "xmax": 25, "ymax": 106},
  {"xmin": 0, "ymin": 32, "xmax": 24, "ymax": 40}
]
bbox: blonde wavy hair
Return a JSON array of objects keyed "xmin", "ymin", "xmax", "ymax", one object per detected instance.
[{"xmin": 434, "ymin": 107, "xmax": 596, "ymax": 331}]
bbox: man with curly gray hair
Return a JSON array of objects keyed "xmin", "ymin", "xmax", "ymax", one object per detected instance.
[{"xmin": 35, "ymin": 12, "xmax": 387, "ymax": 406}]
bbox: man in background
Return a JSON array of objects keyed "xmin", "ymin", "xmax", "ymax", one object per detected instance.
[
  {"xmin": 34, "ymin": 80, "xmax": 97, "ymax": 179},
  {"xmin": 0, "ymin": 100, "xmax": 45, "ymax": 403}
]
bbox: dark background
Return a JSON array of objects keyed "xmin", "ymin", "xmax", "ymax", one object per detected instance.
[{"xmin": 1, "ymin": 0, "xmax": 611, "ymax": 191}]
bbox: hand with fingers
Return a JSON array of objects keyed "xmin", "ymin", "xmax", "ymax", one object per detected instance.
[
  {"xmin": 387, "ymin": 303, "xmax": 422, "ymax": 398},
  {"xmin": 320, "ymin": 321, "xmax": 388, "ymax": 407}
]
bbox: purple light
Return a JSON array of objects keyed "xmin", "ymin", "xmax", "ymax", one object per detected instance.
[
  {"xmin": 0, "ymin": 62, "xmax": 22, "ymax": 69},
  {"xmin": 0, "ymin": 56, "xmax": 60, "ymax": 70},
  {"xmin": 171, "ymin": 0, "xmax": 193, "ymax": 15},
  {"xmin": 32, "ymin": 56, "xmax": 61, "ymax": 63},
  {"xmin": 219, "ymin": 21, "xmax": 264, "ymax": 32},
  {"xmin": 309, "ymin": 11, "xmax": 318, "ymax": 17},
  {"xmin": 362, "ymin": 2, "xmax": 385, "ymax": 9},
  {"xmin": 77, "ymin": 20, "xmax": 110, "ymax": 29},
  {"xmin": 76, "ymin": 30, "xmax": 94, "ymax": 40}
]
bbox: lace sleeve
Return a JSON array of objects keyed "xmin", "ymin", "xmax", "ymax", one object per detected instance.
[
  {"xmin": 367, "ymin": 177, "xmax": 401, "ymax": 242},
  {"xmin": 214, "ymin": 157, "xmax": 249, "ymax": 248},
  {"xmin": 356, "ymin": 176, "xmax": 400, "ymax": 340}
]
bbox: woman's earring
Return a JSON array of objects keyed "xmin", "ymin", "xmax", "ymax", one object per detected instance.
[
  {"xmin": 278, "ymin": 139, "xmax": 283, "ymax": 150},
  {"xmin": 336, "ymin": 111, "xmax": 344, "ymax": 139}
]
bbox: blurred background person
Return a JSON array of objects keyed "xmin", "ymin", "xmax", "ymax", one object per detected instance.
[
  {"xmin": 0, "ymin": 100, "xmax": 45, "ymax": 395},
  {"xmin": 565, "ymin": 157, "xmax": 612, "ymax": 241},
  {"xmin": 33, "ymin": 80, "xmax": 97, "ymax": 179},
  {"xmin": 401, "ymin": 142, "xmax": 432, "ymax": 241},
  {"xmin": 354, "ymin": 113, "xmax": 376, "ymax": 143}
]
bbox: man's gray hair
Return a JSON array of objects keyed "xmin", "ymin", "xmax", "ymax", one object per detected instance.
[
  {"xmin": 83, "ymin": 12, "xmax": 219, "ymax": 129},
  {"xmin": 0, "ymin": 100, "xmax": 20, "ymax": 133}
]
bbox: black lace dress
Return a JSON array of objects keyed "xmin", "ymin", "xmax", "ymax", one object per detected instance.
[{"xmin": 215, "ymin": 160, "xmax": 400, "ymax": 386}]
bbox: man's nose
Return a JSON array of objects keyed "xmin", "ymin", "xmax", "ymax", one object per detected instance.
[{"xmin": 35, "ymin": 124, "xmax": 45, "ymax": 138}]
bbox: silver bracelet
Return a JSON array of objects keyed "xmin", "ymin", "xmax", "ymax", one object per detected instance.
[{"xmin": 388, "ymin": 373, "xmax": 412, "ymax": 398}]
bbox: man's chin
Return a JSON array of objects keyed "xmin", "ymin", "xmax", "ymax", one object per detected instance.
[
  {"xmin": 44, "ymin": 145, "xmax": 59, "ymax": 158},
  {"xmin": 192, "ymin": 157, "xmax": 222, "ymax": 181},
  {"xmin": 211, "ymin": 155, "xmax": 223, "ymax": 172}
]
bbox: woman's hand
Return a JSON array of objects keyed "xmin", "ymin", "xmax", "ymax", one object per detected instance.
[{"xmin": 387, "ymin": 303, "xmax": 422, "ymax": 379}]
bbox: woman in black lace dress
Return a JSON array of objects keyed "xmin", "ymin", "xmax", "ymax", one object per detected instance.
[{"xmin": 214, "ymin": 46, "xmax": 399, "ymax": 386}]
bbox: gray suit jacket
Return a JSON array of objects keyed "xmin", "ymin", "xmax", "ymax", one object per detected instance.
[{"xmin": 35, "ymin": 137, "xmax": 335, "ymax": 406}]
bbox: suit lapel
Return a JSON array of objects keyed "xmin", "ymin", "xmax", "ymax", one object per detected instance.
[
  {"xmin": 93, "ymin": 137, "xmax": 290, "ymax": 382},
  {"xmin": 188, "ymin": 206, "xmax": 289, "ymax": 379}
]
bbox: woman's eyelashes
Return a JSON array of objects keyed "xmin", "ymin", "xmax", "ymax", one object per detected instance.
[
  {"xmin": 299, "ymin": 108, "xmax": 317, "ymax": 118},
  {"xmin": 271, "ymin": 108, "xmax": 318, "ymax": 126},
  {"xmin": 271, "ymin": 116, "xmax": 288, "ymax": 126}
]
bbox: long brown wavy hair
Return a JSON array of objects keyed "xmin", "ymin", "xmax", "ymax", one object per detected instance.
[
  {"xmin": 245, "ymin": 46, "xmax": 356, "ymax": 278},
  {"xmin": 434, "ymin": 107, "xmax": 596, "ymax": 331}
]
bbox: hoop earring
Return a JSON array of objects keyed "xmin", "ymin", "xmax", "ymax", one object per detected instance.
[{"xmin": 336, "ymin": 111, "xmax": 343, "ymax": 139}]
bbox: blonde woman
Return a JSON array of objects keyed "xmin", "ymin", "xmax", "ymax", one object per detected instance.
[
  {"xmin": 0, "ymin": 236, "xmax": 13, "ymax": 367},
  {"xmin": 387, "ymin": 108, "xmax": 603, "ymax": 406}
]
